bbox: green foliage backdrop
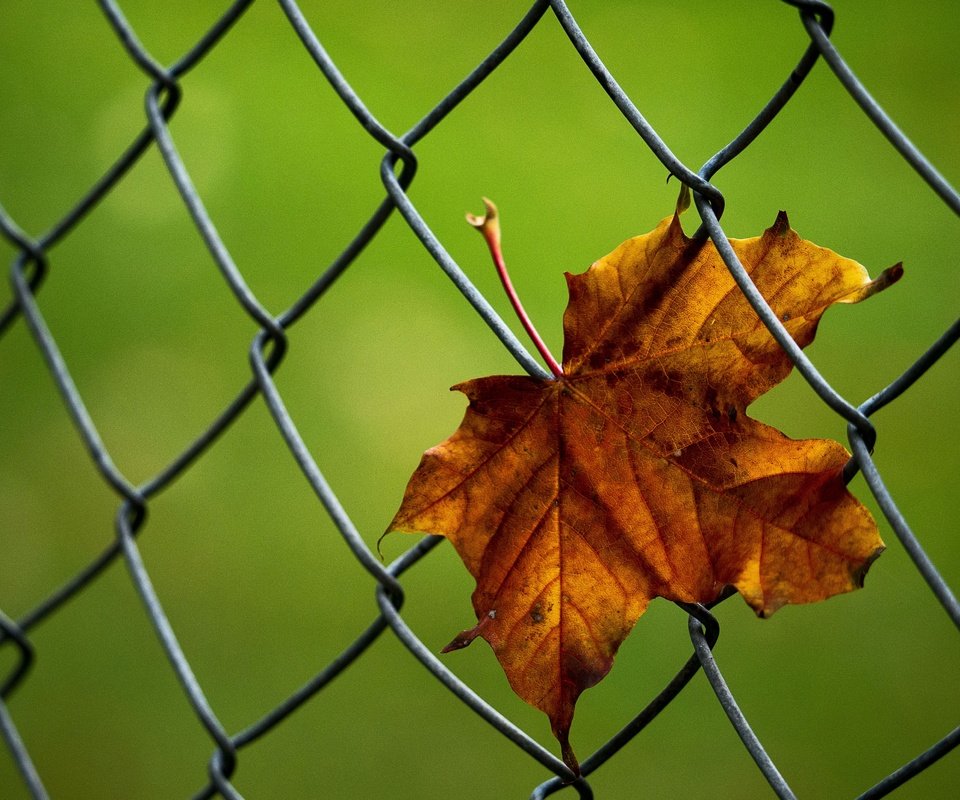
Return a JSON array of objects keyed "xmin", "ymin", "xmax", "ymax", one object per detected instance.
[{"xmin": 1, "ymin": 2, "xmax": 957, "ymax": 798}]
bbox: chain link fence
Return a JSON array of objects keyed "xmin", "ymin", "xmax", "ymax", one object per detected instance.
[{"xmin": 1, "ymin": 1, "xmax": 957, "ymax": 797}]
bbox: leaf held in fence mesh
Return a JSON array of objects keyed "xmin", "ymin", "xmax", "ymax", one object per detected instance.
[{"xmin": 387, "ymin": 209, "xmax": 902, "ymax": 772}]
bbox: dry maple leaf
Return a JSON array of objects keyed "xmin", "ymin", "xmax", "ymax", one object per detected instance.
[{"xmin": 388, "ymin": 204, "xmax": 901, "ymax": 772}]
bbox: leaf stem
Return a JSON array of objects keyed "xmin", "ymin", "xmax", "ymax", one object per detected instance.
[{"xmin": 467, "ymin": 198, "xmax": 564, "ymax": 379}]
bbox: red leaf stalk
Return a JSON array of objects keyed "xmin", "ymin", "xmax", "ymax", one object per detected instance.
[{"xmin": 467, "ymin": 198, "xmax": 564, "ymax": 379}]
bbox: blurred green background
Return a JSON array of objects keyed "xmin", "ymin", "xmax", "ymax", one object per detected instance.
[{"xmin": 1, "ymin": 1, "xmax": 958, "ymax": 798}]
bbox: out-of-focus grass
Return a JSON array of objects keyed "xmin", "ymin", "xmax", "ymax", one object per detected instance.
[{"xmin": 1, "ymin": 2, "xmax": 957, "ymax": 798}]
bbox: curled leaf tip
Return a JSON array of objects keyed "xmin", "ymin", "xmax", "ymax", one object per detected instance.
[
  {"xmin": 441, "ymin": 615, "xmax": 491, "ymax": 653},
  {"xmin": 861, "ymin": 262, "xmax": 904, "ymax": 299},
  {"xmin": 854, "ymin": 545, "xmax": 886, "ymax": 587},
  {"xmin": 374, "ymin": 530, "xmax": 388, "ymax": 561},
  {"xmin": 675, "ymin": 182, "xmax": 691, "ymax": 215},
  {"xmin": 557, "ymin": 729, "xmax": 581, "ymax": 776},
  {"xmin": 770, "ymin": 210, "xmax": 791, "ymax": 235},
  {"xmin": 877, "ymin": 262, "xmax": 904, "ymax": 289},
  {"xmin": 440, "ymin": 635, "xmax": 471, "ymax": 654},
  {"xmin": 839, "ymin": 262, "xmax": 904, "ymax": 304}
]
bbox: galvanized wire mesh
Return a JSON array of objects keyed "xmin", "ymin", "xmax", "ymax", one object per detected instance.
[{"xmin": 1, "ymin": 1, "xmax": 958, "ymax": 797}]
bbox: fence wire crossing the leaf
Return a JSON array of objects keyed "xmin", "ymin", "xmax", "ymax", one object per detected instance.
[{"xmin": 1, "ymin": 1, "xmax": 958, "ymax": 798}]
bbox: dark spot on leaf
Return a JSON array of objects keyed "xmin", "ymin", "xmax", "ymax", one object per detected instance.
[
  {"xmin": 531, "ymin": 606, "xmax": 544, "ymax": 624},
  {"xmin": 588, "ymin": 352, "xmax": 609, "ymax": 371}
]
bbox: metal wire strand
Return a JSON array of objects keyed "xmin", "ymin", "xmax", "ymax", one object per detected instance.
[
  {"xmin": 1, "ymin": 0, "xmax": 958, "ymax": 797},
  {"xmin": 248, "ymin": 330, "xmax": 404, "ymax": 598},
  {"xmin": 530, "ymin": 595, "xmax": 730, "ymax": 798},
  {"xmin": 0, "ymin": 701, "xmax": 48, "ymax": 800},
  {"xmin": 190, "ymin": 536, "xmax": 443, "ymax": 800},
  {"xmin": 786, "ymin": 0, "xmax": 960, "ymax": 216},
  {"xmin": 114, "ymin": 502, "xmax": 240, "ymax": 795},
  {"xmin": 689, "ymin": 615, "xmax": 798, "ymax": 800},
  {"xmin": 0, "ymin": 613, "xmax": 33, "ymax": 699},
  {"xmin": 0, "ymin": 1, "xmax": 251, "ymax": 334},
  {"xmin": 855, "ymin": 726, "xmax": 960, "ymax": 800},
  {"xmin": 843, "ymin": 317, "xmax": 960, "ymax": 485},
  {"xmin": 97, "ymin": 0, "xmax": 176, "ymax": 89},
  {"xmin": 376, "ymin": 583, "xmax": 587, "ymax": 792},
  {"xmin": 848, "ymin": 431, "xmax": 960, "ymax": 630},
  {"xmin": 9, "ymin": 254, "xmax": 144, "ymax": 506},
  {"xmin": 548, "ymin": 0, "xmax": 723, "ymax": 215}
]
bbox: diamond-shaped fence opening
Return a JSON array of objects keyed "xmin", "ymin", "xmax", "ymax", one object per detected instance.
[{"xmin": 1, "ymin": 1, "xmax": 957, "ymax": 798}]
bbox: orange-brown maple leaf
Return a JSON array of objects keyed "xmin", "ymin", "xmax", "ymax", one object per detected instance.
[{"xmin": 388, "ymin": 213, "xmax": 900, "ymax": 772}]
